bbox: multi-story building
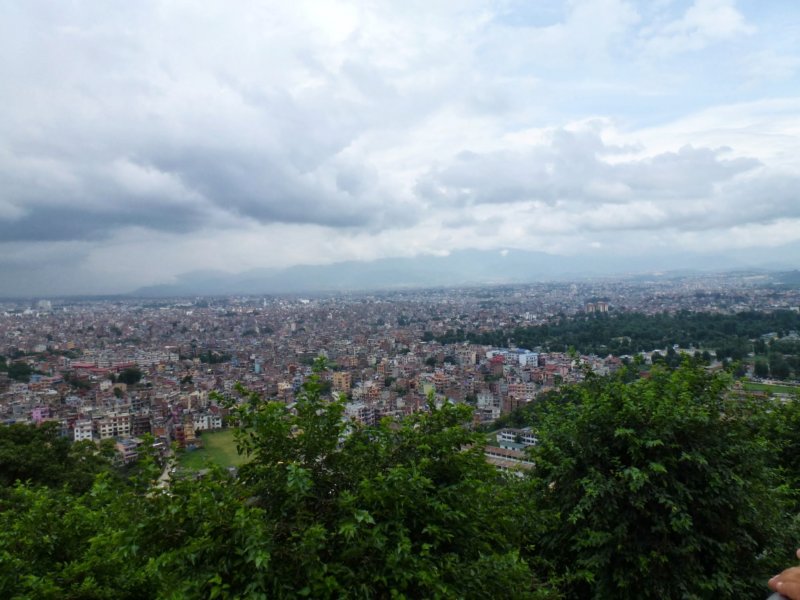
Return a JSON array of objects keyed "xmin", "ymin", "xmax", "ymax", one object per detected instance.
[
  {"xmin": 344, "ymin": 401, "xmax": 376, "ymax": 426},
  {"xmin": 496, "ymin": 427, "xmax": 538, "ymax": 449},
  {"xmin": 332, "ymin": 371, "xmax": 352, "ymax": 393},
  {"xmin": 96, "ymin": 412, "xmax": 131, "ymax": 439},
  {"xmin": 74, "ymin": 419, "xmax": 94, "ymax": 442},
  {"xmin": 192, "ymin": 412, "xmax": 223, "ymax": 432},
  {"xmin": 115, "ymin": 438, "xmax": 141, "ymax": 464}
]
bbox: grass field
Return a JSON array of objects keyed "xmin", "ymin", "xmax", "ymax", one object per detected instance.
[
  {"xmin": 743, "ymin": 381, "xmax": 800, "ymax": 396},
  {"xmin": 178, "ymin": 428, "xmax": 248, "ymax": 470}
]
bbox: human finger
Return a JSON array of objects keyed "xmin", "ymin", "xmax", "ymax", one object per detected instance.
[{"xmin": 776, "ymin": 580, "xmax": 800, "ymax": 600}]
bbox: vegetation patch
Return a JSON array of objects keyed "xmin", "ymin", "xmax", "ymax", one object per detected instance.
[
  {"xmin": 178, "ymin": 428, "xmax": 247, "ymax": 470},
  {"xmin": 743, "ymin": 381, "xmax": 800, "ymax": 395}
]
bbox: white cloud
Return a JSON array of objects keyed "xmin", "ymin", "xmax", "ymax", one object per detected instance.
[{"xmin": 641, "ymin": 0, "xmax": 754, "ymax": 56}]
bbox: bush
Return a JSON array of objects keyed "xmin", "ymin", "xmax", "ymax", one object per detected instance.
[{"xmin": 527, "ymin": 364, "xmax": 793, "ymax": 599}]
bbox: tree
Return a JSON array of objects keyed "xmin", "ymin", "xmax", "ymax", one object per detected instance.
[
  {"xmin": 755, "ymin": 358, "xmax": 770, "ymax": 378},
  {"xmin": 117, "ymin": 367, "xmax": 142, "ymax": 386},
  {"xmin": 0, "ymin": 422, "xmax": 113, "ymax": 494},
  {"xmin": 7, "ymin": 361, "xmax": 33, "ymax": 382},
  {"xmin": 219, "ymin": 358, "xmax": 541, "ymax": 598},
  {"xmin": 769, "ymin": 353, "xmax": 791, "ymax": 380},
  {"xmin": 0, "ymin": 442, "xmax": 172, "ymax": 598},
  {"xmin": 526, "ymin": 364, "xmax": 791, "ymax": 599},
  {"xmin": 0, "ymin": 360, "xmax": 541, "ymax": 598}
]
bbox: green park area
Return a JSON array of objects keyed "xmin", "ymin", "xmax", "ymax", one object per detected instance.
[
  {"xmin": 743, "ymin": 381, "xmax": 800, "ymax": 396},
  {"xmin": 178, "ymin": 428, "xmax": 248, "ymax": 470}
]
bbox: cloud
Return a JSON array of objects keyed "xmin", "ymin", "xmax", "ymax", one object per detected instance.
[
  {"xmin": 0, "ymin": 0, "xmax": 439, "ymax": 243},
  {"xmin": 483, "ymin": 0, "xmax": 640, "ymax": 70},
  {"xmin": 641, "ymin": 0, "xmax": 754, "ymax": 56},
  {"xmin": 416, "ymin": 126, "xmax": 760, "ymax": 208},
  {"xmin": 0, "ymin": 0, "xmax": 798, "ymax": 294}
]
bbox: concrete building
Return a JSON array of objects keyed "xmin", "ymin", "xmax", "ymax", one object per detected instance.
[{"xmin": 74, "ymin": 419, "xmax": 94, "ymax": 442}]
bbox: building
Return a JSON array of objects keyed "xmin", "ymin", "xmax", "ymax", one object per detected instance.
[
  {"xmin": 332, "ymin": 371, "xmax": 352, "ymax": 393},
  {"xmin": 193, "ymin": 412, "xmax": 223, "ymax": 432},
  {"xmin": 496, "ymin": 427, "xmax": 538, "ymax": 450},
  {"xmin": 344, "ymin": 401, "xmax": 376, "ymax": 426},
  {"xmin": 115, "ymin": 438, "xmax": 142, "ymax": 464},
  {"xmin": 74, "ymin": 419, "xmax": 94, "ymax": 442},
  {"xmin": 96, "ymin": 412, "xmax": 131, "ymax": 439},
  {"xmin": 483, "ymin": 445, "xmax": 534, "ymax": 476}
]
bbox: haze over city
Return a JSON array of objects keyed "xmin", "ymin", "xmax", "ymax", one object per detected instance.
[{"xmin": 2, "ymin": 0, "xmax": 799, "ymax": 296}]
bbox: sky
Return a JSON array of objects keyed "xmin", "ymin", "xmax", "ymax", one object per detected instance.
[{"xmin": 1, "ymin": 0, "xmax": 799, "ymax": 296}]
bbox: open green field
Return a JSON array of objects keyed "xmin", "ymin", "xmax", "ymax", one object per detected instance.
[
  {"xmin": 178, "ymin": 428, "xmax": 248, "ymax": 470},
  {"xmin": 743, "ymin": 381, "xmax": 800, "ymax": 396}
]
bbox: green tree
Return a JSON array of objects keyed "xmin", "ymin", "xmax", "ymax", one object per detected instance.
[
  {"xmin": 527, "ymin": 364, "xmax": 791, "ymax": 599},
  {"xmin": 0, "ymin": 422, "xmax": 112, "ymax": 494},
  {"xmin": 117, "ymin": 367, "xmax": 142, "ymax": 386},
  {"xmin": 221, "ymin": 358, "xmax": 541, "ymax": 598},
  {"xmin": 7, "ymin": 361, "xmax": 33, "ymax": 382},
  {"xmin": 769, "ymin": 353, "xmax": 791, "ymax": 380},
  {"xmin": 755, "ymin": 358, "xmax": 770, "ymax": 378}
]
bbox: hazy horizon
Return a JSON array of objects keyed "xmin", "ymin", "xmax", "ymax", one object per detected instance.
[
  {"xmin": 0, "ymin": 248, "xmax": 796, "ymax": 300},
  {"xmin": 2, "ymin": 1, "xmax": 799, "ymax": 296}
]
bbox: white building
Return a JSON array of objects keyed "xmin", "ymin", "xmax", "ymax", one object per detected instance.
[
  {"xmin": 192, "ymin": 412, "xmax": 223, "ymax": 432},
  {"xmin": 74, "ymin": 419, "xmax": 94, "ymax": 442},
  {"xmin": 496, "ymin": 427, "xmax": 538, "ymax": 450}
]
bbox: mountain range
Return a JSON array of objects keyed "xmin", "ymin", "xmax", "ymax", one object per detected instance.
[{"xmin": 130, "ymin": 248, "xmax": 795, "ymax": 297}]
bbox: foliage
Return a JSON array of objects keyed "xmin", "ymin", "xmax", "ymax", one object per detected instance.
[
  {"xmin": 0, "ymin": 441, "xmax": 193, "ymax": 599},
  {"xmin": 223, "ymin": 357, "xmax": 543, "ymax": 598},
  {"xmin": 199, "ymin": 350, "xmax": 232, "ymax": 364},
  {"xmin": 755, "ymin": 358, "xmax": 770, "ymax": 378},
  {"xmin": 526, "ymin": 363, "xmax": 794, "ymax": 599},
  {"xmin": 6, "ymin": 361, "xmax": 33, "ymax": 382},
  {"xmin": 436, "ymin": 309, "xmax": 800, "ymax": 358},
  {"xmin": 0, "ymin": 475, "xmax": 153, "ymax": 598},
  {"xmin": 3, "ymin": 360, "xmax": 798, "ymax": 599},
  {"xmin": 0, "ymin": 422, "xmax": 113, "ymax": 494},
  {"xmin": 0, "ymin": 360, "xmax": 544, "ymax": 599},
  {"xmin": 764, "ymin": 396, "xmax": 800, "ymax": 502},
  {"xmin": 117, "ymin": 367, "xmax": 143, "ymax": 386}
]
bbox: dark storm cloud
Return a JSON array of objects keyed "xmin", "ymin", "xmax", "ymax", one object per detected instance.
[
  {"xmin": 0, "ymin": 2, "xmax": 424, "ymax": 244},
  {"xmin": 0, "ymin": 204, "xmax": 205, "ymax": 243},
  {"xmin": 0, "ymin": 102, "xmax": 407, "ymax": 242}
]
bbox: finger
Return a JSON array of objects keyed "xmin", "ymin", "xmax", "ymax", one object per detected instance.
[
  {"xmin": 778, "ymin": 580, "xmax": 800, "ymax": 600},
  {"xmin": 796, "ymin": 548, "xmax": 800, "ymax": 560}
]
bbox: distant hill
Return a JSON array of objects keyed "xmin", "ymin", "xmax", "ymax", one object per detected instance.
[{"xmin": 130, "ymin": 248, "xmax": 758, "ymax": 297}]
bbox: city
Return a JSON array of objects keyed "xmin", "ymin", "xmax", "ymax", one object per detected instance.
[{"xmin": 2, "ymin": 271, "xmax": 799, "ymax": 473}]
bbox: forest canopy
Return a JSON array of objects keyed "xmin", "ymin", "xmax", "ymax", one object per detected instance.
[{"xmin": 435, "ymin": 309, "xmax": 800, "ymax": 357}]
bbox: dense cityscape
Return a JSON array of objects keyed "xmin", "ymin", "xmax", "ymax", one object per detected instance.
[
  {"xmin": 4, "ymin": 272, "xmax": 800, "ymax": 597},
  {"xmin": 2, "ymin": 271, "xmax": 799, "ymax": 473}
]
